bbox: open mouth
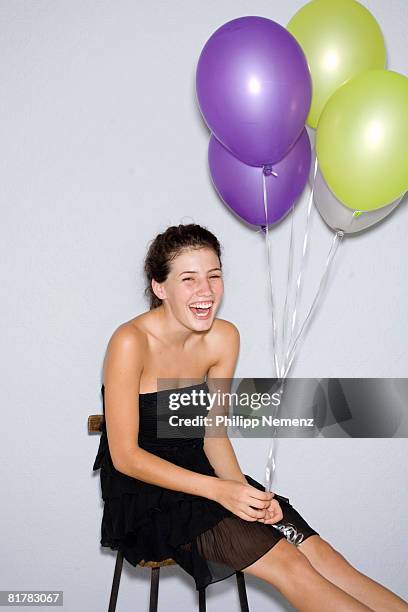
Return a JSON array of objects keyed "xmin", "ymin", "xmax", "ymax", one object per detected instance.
[{"xmin": 188, "ymin": 301, "xmax": 214, "ymax": 319}]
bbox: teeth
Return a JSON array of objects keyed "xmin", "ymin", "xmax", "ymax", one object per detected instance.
[{"xmin": 190, "ymin": 302, "xmax": 213, "ymax": 309}]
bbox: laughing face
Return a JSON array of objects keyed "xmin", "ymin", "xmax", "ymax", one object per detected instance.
[{"xmin": 152, "ymin": 247, "xmax": 224, "ymax": 330}]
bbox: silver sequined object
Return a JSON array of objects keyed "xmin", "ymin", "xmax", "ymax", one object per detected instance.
[{"xmin": 273, "ymin": 522, "xmax": 305, "ymax": 546}]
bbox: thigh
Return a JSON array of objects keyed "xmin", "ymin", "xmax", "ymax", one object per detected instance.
[
  {"xmin": 242, "ymin": 534, "xmax": 313, "ymax": 587},
  {"xmin": 195, "ymin": 513, "xmax": 287, "ymax": 570}
]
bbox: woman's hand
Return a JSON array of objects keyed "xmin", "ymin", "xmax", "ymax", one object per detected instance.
[
  {"xmin": 213, "ymin": 479, "xmax": 274, "ymax": 522},
  {"xmin": 257, "ymin": 497, "xmax": 283, "ymax": 524}
]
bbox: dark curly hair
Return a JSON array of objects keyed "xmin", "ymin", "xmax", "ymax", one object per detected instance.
[{"xmin": 144, "ymin": 224, "xmax": 223, "ymax": 310}]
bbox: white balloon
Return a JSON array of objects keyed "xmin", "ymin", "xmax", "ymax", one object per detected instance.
[
  {"xmin": 313, "ymin": 165, "xmax": 403, "ymax": 234},
  {"xmin": 306, "ymin": 125, "xmax": 316, "ymax": 187}
]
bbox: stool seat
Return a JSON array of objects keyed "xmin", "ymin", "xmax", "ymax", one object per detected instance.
[{"xmin": 138, "ymin": 558, "xmax": 177, "ymax": 568}]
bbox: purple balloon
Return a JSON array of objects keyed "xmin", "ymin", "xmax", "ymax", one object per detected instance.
[
  {"xmin": 208, "ymin": 129, "xmax": 311, "ymax": 227},
  {"xmin": 196, "ymin": 16, "xmax": 312, "ymax": 167}
]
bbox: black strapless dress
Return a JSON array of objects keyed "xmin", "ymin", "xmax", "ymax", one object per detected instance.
[{"xmin": 93, "ymin": 382, "xmax": 319, "ymax": 591}]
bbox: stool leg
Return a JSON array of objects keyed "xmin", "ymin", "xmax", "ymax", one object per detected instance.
[
  {"xmin": 198, "ymin": 587, "xmax": 206, "ymax": 612},
  {"xmin": 149, "ymin": 567, "xmax": 160, "ymax": 612},
  {"xmin": 236, "ymin": 571, "xmax": 250, "ymax": 612},
  {"xmin": 108, "ymin": 550, "xmax": 123, "ymax": 612}
]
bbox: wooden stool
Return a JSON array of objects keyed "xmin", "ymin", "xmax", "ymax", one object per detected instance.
[
  {"xmin": 89, "ymin": 413, "xmax": 250, "ymax": 611},
  {"xmin": 108, "ymin": 551, "xmax": 250, "ymax": 612}
]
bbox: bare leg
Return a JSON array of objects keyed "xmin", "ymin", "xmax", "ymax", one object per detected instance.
[
  {"xmin": 242, "ymin": 537, "xmax": 374, "ymax": 611},
  {"xmin": 298, "ymin": 535, "xmax": 408, "ymax": 612}
]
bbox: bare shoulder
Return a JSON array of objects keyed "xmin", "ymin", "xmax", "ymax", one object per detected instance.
[
  {"xmin": 103, "ymin": 321, "xmax": 147, "ymax": 384},
  {"xmin": 108, "ymin": 320, "xmax": 147, "ymax": 351},
  {"xmin": 205, "ymin": 318, "xmax": 240, "ymax": 357},
  {"xmin": 209, "ymin": 318, "xmax": 240, "ymax": 341},
  {"xmin": 205, "ymin": 319, "xmax": 240, "ymax": 375}
]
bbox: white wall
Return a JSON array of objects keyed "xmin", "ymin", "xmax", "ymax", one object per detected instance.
[{"xmin": 1, "ymin": 1, "xmax": 407, "ymax": 610}]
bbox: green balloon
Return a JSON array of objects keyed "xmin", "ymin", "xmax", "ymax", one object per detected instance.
[
  {"xmin": 316, "ymin": 69, "xmax": 408, "ymax": 211},
  {"xmin": 287, "ymin": 0, "xmax": 386, "ymax": 129}
]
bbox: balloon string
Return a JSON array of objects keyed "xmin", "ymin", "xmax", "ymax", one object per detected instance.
[
  {"xmin": 261, "ymin": 166, "xmax": 281, "ymax": 492},
  {"xmin": 265, "ymin": 205, "xmax": 361, "ymax": 490},
  {"xmin": 264, "ymin": 435, "xmax": 277, "ymax": 492},
  {"xmin": 266, "ymin": 156, "xmax": 318, "ymax": 491},
  {"xmin": 281, "ymin": 206, "xmax": 361, "ymax": 379},
  {"xmin": 280, "ymin": 200, "xmax": 296, "ymax": 380},
  {"xmin": 264, "ymin": 155, "xmax": 317, "ymax": 490},
  {"xmin": 281, "ymin": 229, "xmax": 343, "ymax": 379},
  {"xmin": 281, "ymin": 156, "xmax": 318, "ymax": 377},
  {"xmin": 265, "ymin": 231, "xmax": 343, "ymax": 491},
  {"xmin": 261, "ymin": 158, "xmax": 292, "ymax": 491},
  {"xmin": 262, "ymin": 168, "xmax": 280, "ymax": 379},
  {"xmin": 263, "ymin": 377, "xmax": 285, "ymax": 492}
]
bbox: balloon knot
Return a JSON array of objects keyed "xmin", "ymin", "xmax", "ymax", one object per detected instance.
[
  {"xmin": 263, "ymin": 164, "xmax": 278, "ymax": 177},
  {"xmin": 260, "ymin": 225, "xmax": 267, "ymax": 234}
]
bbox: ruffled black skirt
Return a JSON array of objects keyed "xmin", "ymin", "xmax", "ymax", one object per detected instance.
[{"xmin": 93, "ymin": 436, "xmax": 319, "ymax": 591}]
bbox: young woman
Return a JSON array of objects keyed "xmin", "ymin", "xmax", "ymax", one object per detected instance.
[{"xmin": 93, "ymin": 224, "xmax": 407, "ymax": 611}]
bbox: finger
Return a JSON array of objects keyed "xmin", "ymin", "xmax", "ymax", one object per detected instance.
[
  {"xmin": 246, "ymin": 486, "xmax": 275, "ymax": 502},
  {"xmin": 237, "ymin": 510, "xmax": 258, "ymax": 522},
  {"xmin": 264, "ymin": 508, "xmax": 283, "ymax": 523},
  {"xmin": 244, "ymin": 484, "xmax": 275, "ymax": 499},
  {"xmin": 248, "ymin": 498, "xmax": 271, "ymax": 510},
  {"xmin": 242, "ymin": 504, "xmax": 268, "ymax": 520},
  {"xmin": 267, "ymin": 508, "xmax": 280, "ymax": 520},
  {"xmin": 263, "ymin": 507, "xmax": 280, "ymax": 521}
]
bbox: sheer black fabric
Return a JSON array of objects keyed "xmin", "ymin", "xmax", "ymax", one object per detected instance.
[{"xmin": 93, "ymin": 382, "xmax": 319, "ymax": 590}]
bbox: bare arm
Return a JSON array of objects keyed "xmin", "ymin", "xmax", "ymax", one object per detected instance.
[
  {"xmin": 203, "ymin": 320, "xmax": 248, "ymax": 485},
  {"xmin": 102, "ymin": 324, "xmax": 221, "ymax": 501}
]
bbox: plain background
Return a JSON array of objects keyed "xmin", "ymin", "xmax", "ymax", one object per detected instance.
[{"xmin": 1, "ymin": 1, "xmax": 407, "ymax": 610}]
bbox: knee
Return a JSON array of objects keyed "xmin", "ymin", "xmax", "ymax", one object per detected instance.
[
  {"xmin": 243, "ymin": 539, "xmax": 316, "ymax": 588},
  {"xmin": 276, "ymin": 541, "xmax": 316, "ymax": 579},
  {"xmin": 299, "ymin": 535, "xmax": 346, "ymax": 568}
]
